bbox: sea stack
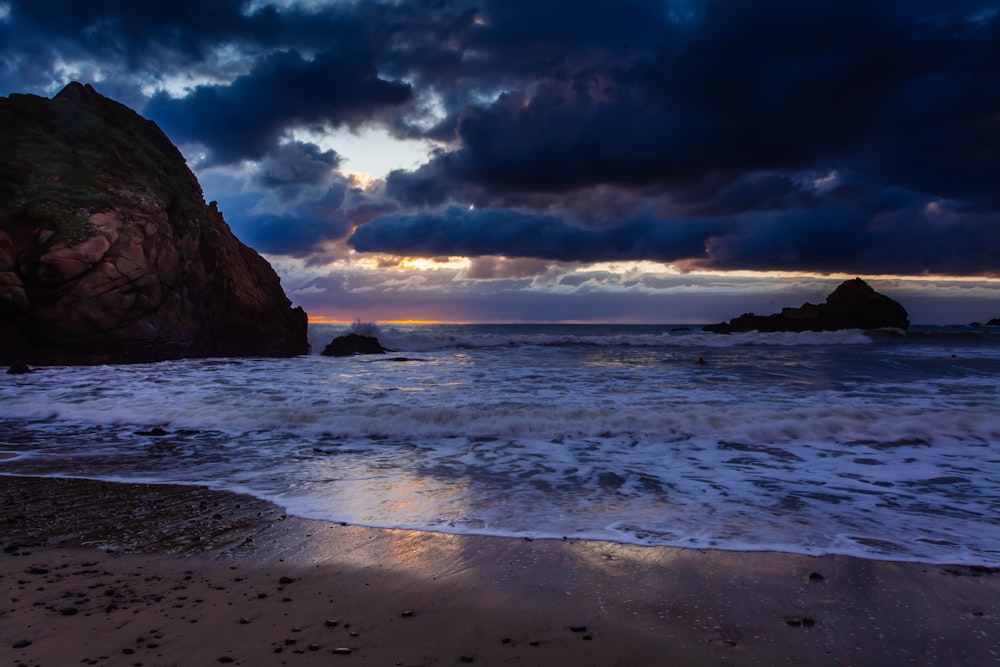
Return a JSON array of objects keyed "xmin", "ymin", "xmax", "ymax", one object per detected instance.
[
  {"xmin": 0, "ymin": 82, "xmax": 309, "ymax": 365},
  {"xmin": 321, "ymin": 334, "xmax": 386, "ymax": 357},
  {"xmin": 704, "ymin": 278, "xmax": 909, "ymax": 333}
]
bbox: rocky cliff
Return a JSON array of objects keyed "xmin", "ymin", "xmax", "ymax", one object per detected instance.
[
  {"xmin": 704, "ymin": 278, "xmax": 909, "ymax": 333},
  {"xmin": 0, "ymin": 82, "xmax": 308, "ymax": 365}
]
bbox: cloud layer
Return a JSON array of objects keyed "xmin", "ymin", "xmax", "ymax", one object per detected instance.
[{"xmin": 3, "ymin": 0, "xmax": 999, "ymax": 293}]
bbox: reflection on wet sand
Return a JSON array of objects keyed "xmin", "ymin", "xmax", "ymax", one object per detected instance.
[{"xmin": 3, "ymin": 475, "xmax": 998, "ymax": 666}]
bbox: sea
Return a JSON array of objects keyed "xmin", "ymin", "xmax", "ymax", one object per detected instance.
[{"xmin": 2, "ymin": 323, "xmax": 998, "ymax": 566}]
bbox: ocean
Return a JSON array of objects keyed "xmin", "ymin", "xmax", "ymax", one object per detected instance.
[{"xmin": 2, "ymin": 323, "xmax": 998, "ymax": 566}]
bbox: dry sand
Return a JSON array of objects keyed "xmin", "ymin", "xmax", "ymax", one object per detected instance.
[{"xmin": 1, "ymin": 475, "xmax": 998, "ymax": 666}]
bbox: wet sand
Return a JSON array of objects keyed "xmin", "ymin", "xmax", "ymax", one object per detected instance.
[{"xmin": 2, "ymin": 476, "xmax": 998, "ymax": 666}]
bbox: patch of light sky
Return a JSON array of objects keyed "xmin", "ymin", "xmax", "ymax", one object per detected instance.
[
  {"xmin": 47, "ymin": 58, "xmax": 107, "ymax": 93},
  {"xmin": 139, "ymin": 44, "xmax": 260, "ymax": 99},
  {"xmin": 812, "ymin": 169, "xmax": 839, "ymax": 191},
  {"xmin": 288, "ymin": 125, "xmax": 438, "ymax": 180},
  {"xmin": 0, "ymin": 2, "xmax": 10, "ymax": 21}
]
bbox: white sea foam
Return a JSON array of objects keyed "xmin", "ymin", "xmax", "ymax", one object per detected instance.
[
  {"xmin": 311, "ymin": 322, "xmax": 877, "ymax": 354},
  {"xmin": 2, "ymin": 324, "xmax": 999, "ymax": 565}
]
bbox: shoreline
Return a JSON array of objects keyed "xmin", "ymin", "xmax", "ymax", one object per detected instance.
[{"xmin": 2, "ymin": 476, "xmax": 999, "ymax": 665}]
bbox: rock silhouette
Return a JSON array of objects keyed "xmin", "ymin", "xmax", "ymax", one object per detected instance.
[
  {"xmin": 0, "ymin": 83, "xmax": 308, "ymax": 365},
  {"xmin": 704, "ymin": 278, "xmax": 909, "ymax": 333},
  {"xmin": 321, "ymin": 334, "xmax": 386, "ymax": 357}
]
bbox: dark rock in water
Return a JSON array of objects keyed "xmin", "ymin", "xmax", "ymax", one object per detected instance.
[
  {"xmin": 6, "ymin": 360, "xmax": 31, "ymax": 374},
  {"xmin": 321, "ymin": 334, "xmax": 386, "ymax": 357},
  {"xmin": 704, "ymin": 278, "xmax": 909, "ymax": 333},
  {"xmin": 987, "ymin": 318, "xmax": 1000, "ymax": 326},
  {"xmin": 0, "ymin": 82, "xmax": 308, "ymax": 366}
]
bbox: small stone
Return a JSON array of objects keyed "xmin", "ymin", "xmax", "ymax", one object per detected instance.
[
  {"xmin": 500, "ymin": 638, "xmax": 511, "ymax": 644},
  {"xmin": 785, "ymin": 619, "xmax": 802, "ymax": 627},
  {"xmin": 400, "ymin": 610, "xmax": 414, "ymax": 617},
  {"xmin": 12, "ymin": 639, "xmax": 31, "ymax": 649},
  {"xmin": 332, "ymin": 647, "xmax": 352, "ymax": 655},
  {"xmin": 308, "ymin": 643, "xmax": 320, "ymax": 651},
  {"xmin": 279, "ymin": 576, "xmax": 295, "ymax": 585},
  {"xmin": 7, "ymin": 360, "xmax": 32, "ymax": 374},
  {"xmin": 284, "ymin": 639, "xmax": 297, "ymax": 645},
  {"xmin": 61, "ymin": 606, "xmax": 80, "ymax": 616},
  {"xmin": 218, "ymin": 657, "xmax": 234, "ymax": 664},
  {"xmin": 582, "ymin": 634, "xmax": 593, "ymax": 640},
  {"xmin": 568, "ymin": 625, "xmax": 587, "ymax": 633},
  {"xmin": 460, "ymin": 655, "xmax": 474, "ymax": 663},
  {"xmin": 325, "ymin": 619, "xmax": 339, "ymax": 627},
  {"xmin": 26, "ymin": 566, "xmax": 49, "ymax": 575},
  {"xmin": 801, "ymin": 617, "xmax": 816, "ymax": 627},
  {"xmin": 808, "ymin": 572, "xmax": 825, "ymax": 581},
  {"xmin": 239, "ymin": 617, "xmax": 251, "ymax": 624},
  {"xmin": 122, "ymin": 648, "xmax": 135, "ymax": 655}
]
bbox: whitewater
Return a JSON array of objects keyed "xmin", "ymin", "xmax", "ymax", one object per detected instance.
[{"xmin": 2, "ymin": 323, "xmax": 998, "ymax": 566}]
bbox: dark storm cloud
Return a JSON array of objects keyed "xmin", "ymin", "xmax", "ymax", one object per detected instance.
[
  {"xmin": 387, "ymin": 1, "xmax": 1000, "ymax": 202},
  {"xmin": 6, "ymin": 0, "xmax": 280, "ymax": 51},
  {"xmin": 216, "ymin": 146, "xmax": 397, "ymax": 257},
  {"xmin": 2, "ymin": 0, "xmax": 999, "ymax": 277},
  {"xmin": 0, "ymin": 0, "xmax": 282, "ymax": 98},
  {"xmin": 700, "ymin": 201, "xmax": 1000, "ymax": 276},
  {"xmin": 240, "ymin": 211, "xmax": 350, "ymax": 256},
  {"xmin": 252, "ymin": 141, "xmax": 341, "ymax": 191},
  {"xmin": 144, "ymin": 48, "xmax": 411, "ymax": 163},
  {"xmin": 349, "ymin": 207, "xmax": 733, "ymax": 262},
  {"xmin": 369, "ymin": 0, "xmax": 1000, "ymax": 275}
]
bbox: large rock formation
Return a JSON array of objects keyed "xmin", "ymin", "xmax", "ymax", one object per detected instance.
[
  {"xmin": 0, "ymin": 82, "xmax": 308, "ymax": 365},
  {"xmin": 704, "ymin": 278, "xmax": 909, "ymax": 333}
]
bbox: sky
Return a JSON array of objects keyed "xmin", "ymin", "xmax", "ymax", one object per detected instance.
[{"xmin": 2, "ymin": 0, "xmax": 1000, "ymax": 324}]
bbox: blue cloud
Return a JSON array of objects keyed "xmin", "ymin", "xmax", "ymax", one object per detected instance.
[{"xmin": 349, "ymin": 207, "xmax": 734, "ymax": 262}]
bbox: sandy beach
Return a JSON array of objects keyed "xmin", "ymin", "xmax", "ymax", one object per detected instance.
[{"xmin": 1, "ymin": 476, "xmax": 998, "ymax": 666}]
